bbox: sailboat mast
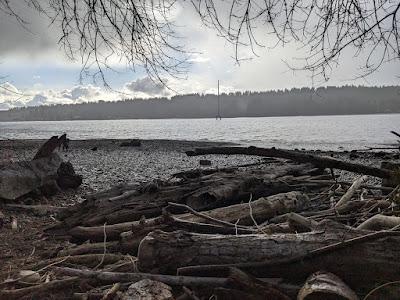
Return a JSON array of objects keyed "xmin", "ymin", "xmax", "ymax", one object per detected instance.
[{"xmin": 217, "ymin": 80, "xmax": 221, "ymax": 119}]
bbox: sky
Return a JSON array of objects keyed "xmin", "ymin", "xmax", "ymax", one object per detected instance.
[{"xmin": 0, "ymin": 1, "xmax": 399, "ymax": 110}]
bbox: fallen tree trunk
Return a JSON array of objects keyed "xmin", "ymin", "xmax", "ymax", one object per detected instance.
[
  {"xmin": 137, "ymin": 224, "xmax": 400, "ymax": 294},
  {"xmin": 176, "ymin": 191, "xmax": 309, "ymax": 226},
  {"xmin": 53, "ymin": 267, "xmax": 230, "ymax": 287},
  {"xmin": 51, "ymin": 164, "xmax": 318, "ymax": 233},
  {"xmin": 186, "ymin": 146, "xmax": 395, "ymax": 179},
  {"xmin": 67, "ymin": 192, "xmax": 308, "ymax": 242}
]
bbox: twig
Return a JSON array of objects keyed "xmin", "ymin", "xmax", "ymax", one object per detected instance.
[
  {"xmin": 94, "ymin": 223, "xmax": 107, "ymax": 270},
  {"xmin": 0, "ymin": 256, "xmax": 71, "ymax": 286},
  {"xmin": 168, "ymin": 202, "xmax": 251, "ymax": 230},
  {"xmin": 363, "ymin": 280, "xmax": 400, "ymax": 299}
]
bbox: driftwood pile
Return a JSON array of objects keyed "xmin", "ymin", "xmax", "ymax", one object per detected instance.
[{"xmin": 1, "ymin": 146, "xmax": 400, "ymax": 299}]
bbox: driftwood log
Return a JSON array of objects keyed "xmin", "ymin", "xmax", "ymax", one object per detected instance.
[
  {"xmin": 137, "ymin": 222, "xmax": 400, "ymax": 294},
  {"xmin": 67, "ymin": 191, "xmax": 308, "ymax": 242},
  {"xmin": 186, "ymin": 146, "xmax": 395, "ymax": 179},
  {"xmin": 0, "ymin": 153, "xmax": 62, "ymax": 200},
  {"xmin": 51, "ymin": 163, "xmax": 322, "ymax": 232}
]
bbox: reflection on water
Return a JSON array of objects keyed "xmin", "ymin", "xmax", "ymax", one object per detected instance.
[{"xmin": 0, "ymin": 114, "xmax": 399, "ymax": 150}]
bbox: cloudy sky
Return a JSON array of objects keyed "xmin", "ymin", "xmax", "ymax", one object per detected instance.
[{"xmin": 0, "ymin": 1, "xmax": 399, "ymax": 109}]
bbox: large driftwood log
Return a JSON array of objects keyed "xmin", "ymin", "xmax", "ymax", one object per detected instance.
[
  {"xmin": 67, "ymin": 191, "xmax": 308, "ymax": 242},
  {"xmin": 0, "ymin": 153, "xmax": 62, "ymax": 200},
  {"xmin": 179, "ymin": 191, "xmax": 309, "ymax": 226},
  {"xmin": 51, "ymin": 163, "xmax": 319, "ymax": 232},
  {"xmin": 32, "ymin": 136, "xmax": 61, "ymax": 160},
  {"xmin": 186, "ymin": 146, "xmax": 395, "ymax": 179},
  {"xmin": 137, "ymin": 223, "xmax": 400, "ymax": 294}
]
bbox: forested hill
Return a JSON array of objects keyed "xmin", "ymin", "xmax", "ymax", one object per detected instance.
[{"xmin": 1, "ymin": 86, "xmax": 399, "ymax": 121}]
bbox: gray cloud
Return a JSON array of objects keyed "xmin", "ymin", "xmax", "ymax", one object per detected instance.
[
  {"xmin": 0, "ymin": 3, "xmax": 58, "ymax": 58},
  {"xmin": 26, "ymin": 94, "xmax": 47, "ymax": 107},
  {"xmin": 124, "ymin": 77, "xmax": 169, "ymax": 96}
]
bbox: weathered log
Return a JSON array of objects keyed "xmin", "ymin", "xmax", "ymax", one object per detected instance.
[
  {"xmin": 58, "ymin": 241, "xmax": 121, "ymax": 256},
  {"xmin": 297, "ymin": 271, "xmax": 358, "ymax": 300},
  {"xmin": 0, "ymin": 277, "xmax": 79, "ymax": 300},
  {"xmin": 335, "ymin": 176, "xmax": 367, "ymax": 208},
  {"xmin": 137, "ymin": 224, "xmax": 400, "ymax": 294},
  {"xmin": 53, "ymin": 267, "xmax": 230, "ymax": 287},
  {"xmin": 57, "ymin": 162, "xmax": 82, "ymax": 189},
  {"xmin": 178, "ymin": 191, "xmax": 309, "ymax": 226},
  {"xmin": 68, "ymin": 191, "xmax": 306, "ymax": 242},
  {"xmin": 186, "ymin": 146, "xmax": 395, "ymax": 179},
  {"xmin": 32, "ymin": 136, "xmax": 61, "ymax": 160},
  {"xmin": 0, "ymin": 153, "xmax": 62, "ymax": 200},
  {"xmin": 357, "ymin": 214, "xmax": 400, "ymax": 231},
  {"xmin": 52, "ymin": 163, "xmax": 320, "ymax": 231}
]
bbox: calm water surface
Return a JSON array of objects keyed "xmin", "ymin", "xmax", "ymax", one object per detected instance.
[{"xmin": 0, "ymin": 114, "xmax": 399, "ymax": 150}]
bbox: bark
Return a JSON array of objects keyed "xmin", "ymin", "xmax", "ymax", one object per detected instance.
[
  {"xmin": 67, "ymin": 191, "xmax": 306, "ymax": 242},
  {"xmin": 33, "ymin": 136, "xmax": 62, "ymax": 160},
  {"xmin": 298, "ymin": 271, "xmax": 358, "ymax": 300},
  {"xmin": 186, "ymin": 146, "xmax": 395, "ymax": 179},
  {"xmin": 0, "ymin": 277, "xmax": 79, "ymax": 300},
  {"xmin": 137, "ymin": 225, "xmax": 400, "ymax": 294},
  {"xmin": 51, "ymin": 164, "xmax": 316, "ymax": 232},
  {"xmin": 357, "ymin": 214, "xmax": 400, "ymax": 231},
  {"xmin": 53, "ymin": 267, "xmax": 230, "ymax": 287},
  {"xmin": 179, "ymin": 191, "xmax": 309, "ymax": 226},
  {"xmin": 0, "ymin": 153, "xmax": 62, "ymax": 200},
  {"xmin": 335, "ymin": 176, "xmax": 367, "ymax": 207}
]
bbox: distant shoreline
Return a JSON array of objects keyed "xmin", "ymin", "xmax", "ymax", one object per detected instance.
[
  {"xmin": 1, "ymin": 86, "xmax": 399, "ymax": 121},
  {"xmin": 0, "ymin": 111, "xmax": 399, "ymax": 123}
]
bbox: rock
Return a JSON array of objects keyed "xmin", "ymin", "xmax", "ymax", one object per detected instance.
[
  {"xmin": 57, "ymin": 162, "xmax": 83, "ymax": 190},
  {"xmin": 0, "ymin": 153, "xmax": 62, "ymax": 201},
  {"xmin": 91, "ymin": 146, "xmax": 98, "ymax": 151},
  {"xmin": 120, "ymin": 139, "xmax": 141, "ymax": 147},
  {"xmin": 122, "ymin": 279, "xmax": 174, "ymax": 300},
  {"xmin": 199, "ymin": 159, "xmax": 212, "ymax": 166}
]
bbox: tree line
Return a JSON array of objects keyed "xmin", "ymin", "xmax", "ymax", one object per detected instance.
[{"xmin": 0, "ymin": 86, "xmax": 399, "ymax": 121}]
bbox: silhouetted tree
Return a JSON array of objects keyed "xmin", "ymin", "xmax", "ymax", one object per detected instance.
[{"xmin": 0, "ymin": 0, "xmax": 399, "ymax": 86}]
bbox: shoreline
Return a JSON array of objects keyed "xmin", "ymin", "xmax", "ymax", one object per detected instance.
[
  {"xmin": 1, "ymin": 139, "xmax": 398, "ymax": 199},
  {"xmin": 0, "ymin": 111, "xmax": 399, "ymax": 123}
]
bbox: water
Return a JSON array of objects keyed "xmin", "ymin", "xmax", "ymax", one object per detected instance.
[{"xmin": 0, "ymin": 114, "xmax": 399, "ymax": 150}]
